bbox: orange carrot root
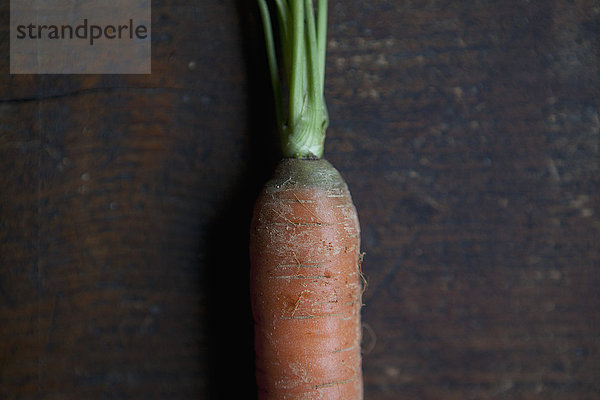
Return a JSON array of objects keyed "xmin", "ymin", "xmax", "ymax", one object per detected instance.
[{"xmin": 250, "ymin": 158, "xmax": 363, "ymax": 400}]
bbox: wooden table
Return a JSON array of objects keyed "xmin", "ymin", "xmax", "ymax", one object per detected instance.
[{"xmin": 1, "ymin": 1, "xmax": 599, "ymax": 399}]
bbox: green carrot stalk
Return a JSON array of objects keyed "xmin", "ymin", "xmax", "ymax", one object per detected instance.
[{"xmin": 257, "ymin": 0, "xmax": 329, "ymax": 158}]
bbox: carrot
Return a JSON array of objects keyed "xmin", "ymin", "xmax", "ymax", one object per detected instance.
[
  {"xmin": 250, "ymin": 158, "xmax": 363, "ymax": 399},
  {"xmin": 251, "ymin": 1, "xmax": 364, "ymax": 399}
]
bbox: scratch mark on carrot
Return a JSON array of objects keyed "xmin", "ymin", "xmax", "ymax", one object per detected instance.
[
  {"xmin": 281, "ymin": 312, "xmax": 343, "ymax": 320},
  {"xmin": 276, "ymin": 263, "xmax": 325, "ymax": 268},
  {"xmin": 272, "ymin": 221, "xmax": 333, "ymax": 227},
  {"xmin": 293, "ymin": 193, "xmax": 325, "ymax": 224},
  {"xmin": 283, "ymin": 197, "xmax": 314, "ymax": 204},
  {"xmin": 331, "ymin": 344, "xmax": 357, "ymax": 353},
  {"xmin": 314, "ymin": 375, "xmax": 358, "ymax": 389},
  {"xmin": 268, "ymin": 274, "xmax": 328, "ymax": 280},
  {"xmin": 272, "ymin": 208, "xmax": 296, "ymax": 225},
  {"xmin": 291, "ymin": 290, "xmax": 312, "ymax": 316}
]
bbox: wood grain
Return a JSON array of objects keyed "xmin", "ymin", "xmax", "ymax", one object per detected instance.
[{"xmin": 1, "ymin": 1, "xmax": 599, "ymax": 399}]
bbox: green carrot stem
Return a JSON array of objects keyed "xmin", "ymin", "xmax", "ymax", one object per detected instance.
[
  {"xmin": 257, "ymin": 0, "xmax": 283, "ymax": 133},
  {"xmin": 257, "ymin": 0, "xmax": 329, "ymax": 159}
]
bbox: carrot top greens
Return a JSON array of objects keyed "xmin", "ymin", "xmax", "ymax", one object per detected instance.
[{"xmin": 258, "ymin": 0, "xmax": 328, "ymax": 159}]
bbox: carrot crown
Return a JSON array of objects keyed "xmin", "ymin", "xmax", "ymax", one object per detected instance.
[{"xmin": 257, "ymin": 0, "xmax": 329, "ymax": 159}]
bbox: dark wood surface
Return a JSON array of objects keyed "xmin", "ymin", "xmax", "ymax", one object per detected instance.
[{"xmin": 1, "ymin": 1, "xmax": 599, "ymax": 399}]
